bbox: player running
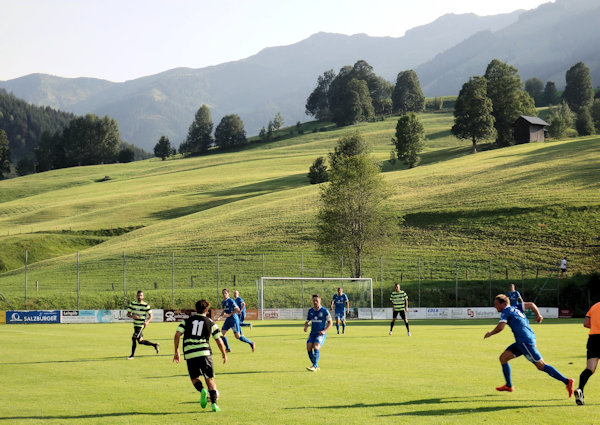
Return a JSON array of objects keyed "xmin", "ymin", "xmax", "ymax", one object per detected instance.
[
  {"xmin": 484, "ymin": 294, "xmax": 574, "ymax": 397},
  {"xmin": 173, "ymin": 299, "xmax": 227, "ymax": 412},
  {"xmin": 127, "ymin": 290, "xmax": 159, "ymax": 359},
  {"xmin": 216, "ymin": 289, "xmax": 255, "ymax": 352},
  {"xmin": 233, "ymin": 290, "xmax": 252, "ymax": 329},
  {"xmin": 304, "ymin": 294, "xmax": 332, "ymax": 372},
  {"xmin": 330, "ymin": 287, "xmax": 349, "ymax": 334},
  {"xmin": 389, "ymin": 283, "xmax": 411, "ymax": 336},
  {"xmin": 574, "ymin": 298, "xmax": 600, "ymax": 405}
]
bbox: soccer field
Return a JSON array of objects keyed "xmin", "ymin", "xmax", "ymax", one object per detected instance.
[{"xmin": 0, "ymin": 319, "xmax": 597, "ymax": 425}]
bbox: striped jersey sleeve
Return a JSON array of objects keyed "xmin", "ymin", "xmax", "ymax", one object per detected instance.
[
  {"xmin": 390, "ymin": 290, "xmax": 408, "ymax": 311},
  {"xmin": 128, "ymin": 301, "xmax": 150, "ymax": 326},
  {"xmin": 177, "ymin": 314, "xmax": 222, "ymax": 360}
]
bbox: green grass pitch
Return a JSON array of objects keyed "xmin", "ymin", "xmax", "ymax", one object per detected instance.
[{"xmin": 0, "ymin": 319, "xmax": 597, "ymax": 424}]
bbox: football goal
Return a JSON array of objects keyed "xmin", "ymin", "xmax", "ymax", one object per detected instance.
[{"xmin": 258, "ymin": 276, "xmax": 374, "ymax": 320}]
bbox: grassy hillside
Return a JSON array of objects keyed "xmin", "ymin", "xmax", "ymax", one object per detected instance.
[{"xmin": 1, "ymin": 113, "xmax": 599, "ymax": 309}]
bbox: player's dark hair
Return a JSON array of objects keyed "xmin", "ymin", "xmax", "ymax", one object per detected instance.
[
  {"xmin": 137, "ymin": 290, "xmax": 143, "ymax": 294},
  {"xmin": 312, "ymin": 294, "xmax": 320, "ymax": 299},
  {"xmin": 196, "ymin": 299, "xmax": 210, "ymax": 313}
]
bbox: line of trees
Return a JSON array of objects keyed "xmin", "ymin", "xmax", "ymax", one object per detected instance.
[{"xmin": 305, "ymin": 60, "xmax": 424, "ymax": 126}]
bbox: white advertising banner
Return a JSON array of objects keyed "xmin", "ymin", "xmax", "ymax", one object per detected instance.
[
  {"xmin": 357, "ymin": 307, "xmax": 558, "ymax": 320},
  {"xmin": 262, "ymin": 308, "xmax": 305, "ymax": 320}
]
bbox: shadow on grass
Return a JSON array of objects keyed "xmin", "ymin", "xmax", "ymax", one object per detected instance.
[
  {"xmin": 0, "ymin": 411, "xmax": 200, "ymax": 421},
  {"xmin": 287, "ymin": 394, "xmax": 564, "ymax": 416}
]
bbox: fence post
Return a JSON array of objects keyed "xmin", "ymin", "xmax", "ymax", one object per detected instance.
[
  {"xmin": 489, "ymin": 259, "xmax": 492, "ymax": 306},
  {"xmin": 301, "ymin": 254, "xmax": 304, "ymax": 309},
  {"xmin": 77, "ymin": 252, "xmax": 80, "ymax": 310},
  {"xmin": 216, "ymin": 254, "xmax": 220, "ymax": 302},
  {"xmin": 24, "ymin": 249, "xmax": 28, "ymax": 305},
  {"xmin": 380, "ymin": 256, "xmax": 383, "ymax": 308},
  {"xmin": 171, "ymin": 252, "xmax": 175, "ymax": 307},
  {"xmin": 262, "ymin": 254, "xmax": 265, "ymax": 277},
  {"xmin": 122, "ymin": 252, "xmax": 126, "ymax": 306},
  {"xmin": 455, "ymin": 259, "xmax": 458, "ymax": 307},
  {"xmin": 418, "ymin": 256, "xmax": 421, "ymax": 308}
]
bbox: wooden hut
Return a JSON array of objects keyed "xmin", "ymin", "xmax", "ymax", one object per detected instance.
[{"xmin": 513, "ymin": 115, "xmax": 549, "ymax": 143}]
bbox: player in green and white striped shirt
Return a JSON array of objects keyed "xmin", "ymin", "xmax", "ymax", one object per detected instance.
[
  {"xmin": 173, "ymin": 299, "xmax": 227, "ymax": 412},
  {"xmin": 127, "ymin": 291, "xmax": 159, "ymax": 359},
  {"xmin": 389, "ymin": 283, "xmax": 411, "ymax": 336}
]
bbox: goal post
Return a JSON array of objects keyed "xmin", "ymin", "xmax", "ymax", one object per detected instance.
[{"xmin": 259, "ymin": 276, "xmax": 374, "ymax": 320}]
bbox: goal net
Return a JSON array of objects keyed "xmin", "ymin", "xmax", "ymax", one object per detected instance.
[{"xmin": 258, "ymin": 277, "xmax": 374, "ymax": 320}]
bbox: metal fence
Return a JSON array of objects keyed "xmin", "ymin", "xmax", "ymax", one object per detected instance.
[{"xmin": 0, "ymin": 250, "xmax": 571, "ymax": 310}]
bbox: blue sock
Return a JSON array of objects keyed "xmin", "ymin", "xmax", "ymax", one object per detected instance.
[
  {"xmin": 308, "ymin": 350, "xmax": 315, "ymax": 364},
  {"xmin": 543, "ymin": 364, "xmax": 568, "ymax": 384},
  {"xmin": 313, "ymin": 349, "xmax": 320, "ymax": 367},
  {"xmin": 222, "ymin": 336, "xmax": 230, "ymax": 350},
  {"xmin": 240, "ymin": 335, "xmax": 252, "ymax": 345},
  {"xmin": 502, "ymin": 363, "xmax": 512, "ymax": 387}
]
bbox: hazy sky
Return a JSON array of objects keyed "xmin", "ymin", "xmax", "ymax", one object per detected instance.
[{"xmin": 1, "ymin": 0, "xmax": 551, "ymax": 82}]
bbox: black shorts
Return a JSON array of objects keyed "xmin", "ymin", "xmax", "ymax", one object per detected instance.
[
  {"xmin": 186, "ymin": 355, "xmax": 215, "ymax": 380},
  {"xmin": 587, "ymin": 334, "xmax": 600, "ymax": 359},
  {"xmin": 393, "ymin": 310, "xmax": 407, "ymax": 320},
  {"xmin": 132, "ymin": 326, "xmax": 144, "ymax": 339}
]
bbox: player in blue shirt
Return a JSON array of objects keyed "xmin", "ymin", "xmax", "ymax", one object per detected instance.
[
  {"xmin": 507, "ymin": 283, "xmax": 543, "ymax": 323},
  {"xmin": 303, "ymin": 294, "xmax": 332, "ymax": 371},
  {"xmin": 216, "ymin": 289, "xmax": 255, "ymax": 353},
  {"xmin": 233, "ymin": 290, "xmax": 251, "ymax": 328},
  {"xmin": 484, "ymin": 294, "xmax": 573, "ymax": 397},
  {"xmin": 330, "ymin": 287, "xmax": 349, "ymax": 334}
]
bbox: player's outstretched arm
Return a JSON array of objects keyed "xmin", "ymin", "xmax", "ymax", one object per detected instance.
[{"xmin": 484, "ymin": 322, "xmax": 506, "ymax": 339}]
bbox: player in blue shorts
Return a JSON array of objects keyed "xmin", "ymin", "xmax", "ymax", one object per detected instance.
[
  {"xmin": 216, "ymin": 289, "xmax": 255, "ymax": 353},
  {"xmin": 304, "ymin": 294, "xmax": 332, "ymax": 372},
  {"xmin": 507, "ymin": 283, "xmax": 543, "ymax": 323},
  {"xmin": 330, "ymin": 287, "xmax": 349, "ymax": 334},
  {"xmin": 233, "ymin": 290, "xmax": 251, "ymax": 328},
  {"xmin": 484, "ymin": 294, "xmax": 573, "ymax": 397}
]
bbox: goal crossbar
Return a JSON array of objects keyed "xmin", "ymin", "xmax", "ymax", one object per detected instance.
[{"xmin": 259, "ymin": 276, "xmax": 373, "ymax": 320}]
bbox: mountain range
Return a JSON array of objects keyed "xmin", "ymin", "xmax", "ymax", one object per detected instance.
[{"xmin": 1, "ymin": 0, "xmax": 599, "ymax": 152}]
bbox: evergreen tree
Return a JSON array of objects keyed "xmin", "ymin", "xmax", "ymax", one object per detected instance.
[
  {"xmin": 305, "ymin": 70, "xmax": 336, "ymax": 120},
  {"xmin": 484, "ymin": 59, "xmax": 536, "ymax": 146},
  {"xmin": 0, "ymin": 129, "xmax": 11, "ymax": 179},
  {"xmin": 547, "ymin": 101, "xmax": 574, "ymax": 139},
  {"xmin": 544, "ymin": 81, "xmax": 559, "ymax": 106},
  {"xmin": 563, "ymin": 62, "xmax": 594, "ymax": 113},
  {"xmin": 307, "ymin": 156, "xmax": 328, "ymax": 184},
  {"xmin": 590, "ymin": 99, "xmax": 600, "ymax": 133},
  {"xmin": 154, "ymin": 136, "xmax": 172, "ymax": 160},
  {"xmin": 392, "ymin": 70, "xmax": 425, "ymax": 114},
  {"xmin": 184, "ymin": 104, "xmax": 213, "ymax": 154},
  {"xmin": 575, "ymin": 107, "xmax": 595, "ymax": 136},
  {"xmin": 393, "ymin": 113, "xmax": 425, "ymax": 168},
  {"xmin": 452, "ymin": 76, "xmax": 495, "ymax": 153},
  {"xmin": 524, "ymin": 77, "xmax": 544, "ymax": 106}
]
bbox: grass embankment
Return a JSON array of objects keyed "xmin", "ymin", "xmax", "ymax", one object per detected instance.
[{"xmin": 0, "ymin": 113, "xmax": 598, "ymax": 309}]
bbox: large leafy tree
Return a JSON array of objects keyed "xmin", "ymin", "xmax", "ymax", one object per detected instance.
[
  {"xmin": 214, "ymin": 114, "xmax": 247, "ymax": 149},
  {"xmin": 484, "ymin": 59, "xmax": 536, "ymax": 146},
  {"xmin": 590, "ymin": 99, "xmax": 600, "ymax": 133},
  {"xmin": 183, "ymin": 104, "xmax": 213, "ymax": 154},
  {"xmin": 452, "ymin": 76, "xmax": 495, "ymax": 153},
  {"xmin": 547, "ymin": 101, "xmax": 575, "ymax": 139},
  {"xmin": 563, "ymin": 62, "xmax": 594, "ymax": 113},
  {"xmin": 393, "ymin": 113, "xmax": 424, "ymax": 168},
  {"xmin": 317, "ymin": 132, "xmax": 395, "ymax": 278},
  {"xmin": 392, "ymin": 70, "xmax": 425, "ymax": 114},
  {"xmin": 0, "ymin": 129, "xmax": 11, "ymax": 179},
  {"xmin": 306, "ymin": 69, "xmax": 336, "ymax": 121},
  {"xmin": 61, "ymin": 114, "xmax": 121, "ymax": 167},
  {"xmin": 154, "ymin": 136, "xmax": 172, "ymax": 160}
]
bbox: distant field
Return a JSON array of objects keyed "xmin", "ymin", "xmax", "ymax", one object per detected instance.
[
  {"xmin": 0, "ymin": 319, "xmax": 596, "ymax": 425},
  {"xmin": 0, "ymin": 113, "xmax": 599, "ymax": 308}
]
